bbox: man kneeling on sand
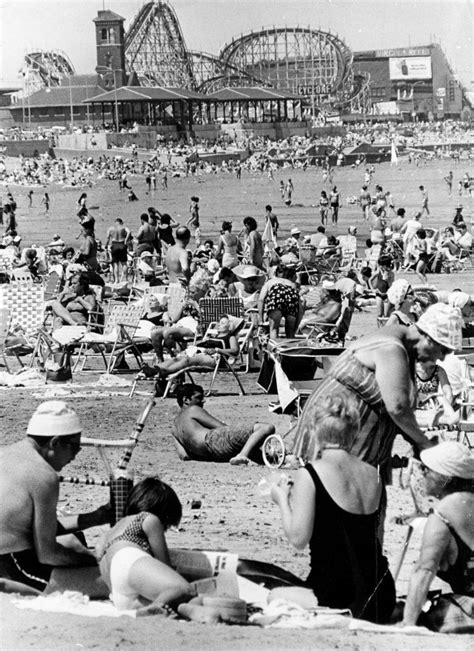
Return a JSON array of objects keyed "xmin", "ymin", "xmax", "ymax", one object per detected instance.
[{"xmin": 173, "ymin": 384, "xmax": 275, "ymax": 465}]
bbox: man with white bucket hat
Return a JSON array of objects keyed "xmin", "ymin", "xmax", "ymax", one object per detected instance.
[{"xmin": 0, "ymin": 401, "xmax": 110, "ymax": 593}]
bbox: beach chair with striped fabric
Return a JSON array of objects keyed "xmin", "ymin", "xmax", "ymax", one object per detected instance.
[
  {"xmin": 198, "ymin": 297, "xmax": 244, "ymax": 333},
  {"xmin": 0, "ymin": 282, "xmax": 46, "ymax": 367},
  {"xmin": 73, "ymin": 302, "xmax": 145, "ymax": 373},
  {"xmin": 162, "ymin": 319, "xmax": 254, "ymax": 398}
]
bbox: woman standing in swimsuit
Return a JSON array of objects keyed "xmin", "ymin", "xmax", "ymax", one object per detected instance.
[
  {"xmin": 97, "ymin": 477, "xmax": 191, "ymax": 614},
  {"xmin": 215, "ymin": 221, "xmax": 241, "ymax": 269},
  {"xmin": 293, "ymin": 304, "xmax": 463, "ymax": 534}
]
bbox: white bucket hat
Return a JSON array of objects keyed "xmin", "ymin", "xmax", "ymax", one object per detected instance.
[
  {"xmin": 416, "ymin": 303, "xmax": 463, "ymax": 352},
  {"xmin": 27, "ymin": 401, "xmax": 82, "ymax": 437},
  {"xmin": 420, "ymin": 442, "xmax": 474, "ymax": 479}
]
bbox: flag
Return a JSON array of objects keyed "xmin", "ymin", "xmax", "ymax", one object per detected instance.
[
  {"xmin": 390, "ymin": 141, "xmax": 398, "ymax": 166},
  {"xmin": 262, "ymin": 217, "xmax": 277, "ymax": 251}
]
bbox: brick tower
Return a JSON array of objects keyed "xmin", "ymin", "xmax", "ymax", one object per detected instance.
[{"xmin": 93, "ymin": 10, "xmax": 126, "ymax": 89}]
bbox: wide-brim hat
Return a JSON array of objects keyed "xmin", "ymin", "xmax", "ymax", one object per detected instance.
[
  {"xmin": 420, "ymin": 442, "xmax": 473, "ymax": 479},
  {"xmin": 27, "ymin": 400, "xmax": 82, "ymax": 437},
  {"xmin": 233, "ymin": 264, "xmax": 265, "ymax": 279},
  {"xmin": 416, "ymin": 303, "xmax": 463, "ymax": 351},
  {"xmin": 290, "ymin": 227, "xmax": 301, "ymax": 235}
]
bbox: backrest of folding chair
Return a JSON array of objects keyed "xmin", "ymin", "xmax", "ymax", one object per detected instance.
[
  {"xmin": 43, "ymin": 271, "xmax": 62, "ymax": 301},
  {"xmin": 0, "ymin": 307, "xmax": 10, "ymax": 346},
  {"xmin": 167, "ymin": 283, "xmax": 186, "ymax": 316},
  {"xmin": 0, "ymin": 283, "xmax": 44, "ymax": 336},
  {"xmin": 105, "ymin": 303, "xmax": 144, "ymax": 337},
  {"xmin": 199, "ymin": 297, "xmax": 244, "ymax": 331},
  {"xmin": 10, "ymin": 269, "xmax": 34, "ymax": 283}
]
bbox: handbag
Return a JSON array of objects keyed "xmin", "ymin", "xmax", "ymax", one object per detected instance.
[{"xmin": 45, "ymin": 348, "xmax": 73, "ymax": 382}]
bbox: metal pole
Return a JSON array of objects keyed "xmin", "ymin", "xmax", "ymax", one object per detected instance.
[
  {"xmin": 69, "ymin": 75, "xmax": 74, "ymax": 130},
  {"xmin": 114, "ymin": 70, "xmax": 119, "ymax": 132}
]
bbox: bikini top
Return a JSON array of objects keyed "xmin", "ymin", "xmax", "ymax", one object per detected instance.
[{"xmin": 99, "ymin": 512, "xmax": 152, "ymax": 560}]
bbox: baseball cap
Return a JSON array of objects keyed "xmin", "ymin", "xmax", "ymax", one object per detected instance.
[
  {"xmin": 420, "ymin": 442, "xmax": 474, "ymax": 479},
  {"xmin": 27, "ymin": 401, "xmax": 82, "ymax": 437},
  {"xmin": 416, "ymin": 303, "xmax": 463, "ymax": 351}
]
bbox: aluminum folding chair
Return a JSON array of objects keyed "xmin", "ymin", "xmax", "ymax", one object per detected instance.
[
  {"xmin": 59, "ymin": 400, "xmax": 155, "ymax": 525},
  {"xmin": 73, "ymin": 302, "xmax": 144, "ymax": 373},
  {"xmin": 162, "ymin": 319, "xmax": 254, "ymax": 398},
  {"xmin": 0, "ymin": 282, "xmax": 46, "ymax": 368}
]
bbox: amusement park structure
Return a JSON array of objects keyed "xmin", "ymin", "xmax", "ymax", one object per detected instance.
[
  {"xmin": 124, "ymin": 0, "xmax": 370, "ymax": 112},
  {"xmin": 21, "ymin": 50, "xmax": 75, "ymax": 94}
]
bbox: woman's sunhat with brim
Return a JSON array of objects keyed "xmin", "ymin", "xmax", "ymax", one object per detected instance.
[
  {"xmin": 27, "ymin": 400, "xmax": 82, "ymax": 437},
  {"xmin": 420, "ymin": 442, "xmax": 474, "ymax": 479},
  {"xmin": 387, "ymin": 279, "xmax": 411, "ymax": 309},
  {"xmin": 416, "ymin": 303, "xmax": 463, "ymax": 352},
  {"xmin": 233, "ymin": 264, "xmax": 265, "ymax": 279}
]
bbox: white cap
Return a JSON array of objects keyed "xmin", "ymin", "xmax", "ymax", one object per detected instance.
[
  {"xmin": 290, "ymin": 227, "xmax": 301, "ymax": 235},
  {"xmin": 27, "ymin": 401, "xmax": 82, "ymax": 437},
  {"xmin": 420, "ymin": 442, "xmax": 474, "ymax": 479}
]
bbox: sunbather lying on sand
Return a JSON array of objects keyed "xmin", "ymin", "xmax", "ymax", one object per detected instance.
[{"xmin": 172, "ymin": 384, "xmax": 275, "ymax": 465}]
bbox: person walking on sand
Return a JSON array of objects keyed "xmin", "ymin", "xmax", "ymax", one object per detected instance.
[
  {"xmin": 419, "ymin": 185, "xmax": 430, "ymax": 217},
  {"xmin": 41, "ymin": 192, "xmax": 50, "ymax": 215}
]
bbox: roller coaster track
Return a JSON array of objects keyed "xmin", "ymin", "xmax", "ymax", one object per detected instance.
[
  {"xmin": 22, "ymin": 50, "xmax": 75, "ymax": 94},
  {"xmin": 125, "ymin": 1, "xmax": 194, "ymax": 87},
  {"xmin": 219, "ymin": 27, "xmax": 353, "ymax": 93}
]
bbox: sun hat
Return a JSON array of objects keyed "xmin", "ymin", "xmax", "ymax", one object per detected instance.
[
  {"xmin": 290, "ymin": 227, "xmax": 301, "ymax": 235},
  {"xmin": 27, "ymin": 400, "xmax": 82, "ymax": 437},
  {"xmin": 322, "ymin": 279, "xmax": 337, "ymax": 290},
  {"xmin": 416, "ymin": 303, "xmax": 463, "ymax": 351},
  {"xmin": 420, "ymin": 442, "xmax": 474, "ymax": 479},
  {"xmin": 448, "ymin": 291, "xmax": 470, "ymax": 310},
  {"xmin": 455, "ymin": 204, "xmax": 463, "ymax": 210},
  {"xmin": 207, "ymin": 259, "xmax": 220, "ymax": 274},
  {"xmin": 387, "ymin": 279, "xmax": 411, "ymax": 309},
  {"xmin": 233, "ymin": 264, "xmax": 264, "ymax": 279}
]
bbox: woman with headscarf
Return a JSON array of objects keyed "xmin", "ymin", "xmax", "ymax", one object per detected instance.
[
  {"xmin": 293, "ymin": 304, "xmax": 464, "ymax": 536},
  {"xmin": 402, "ymin": 442, "xmax": 473, "ymax": 633}
]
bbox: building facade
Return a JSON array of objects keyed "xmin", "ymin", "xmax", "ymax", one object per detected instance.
[{"xmin": 354, "ymin": 44, "xmax": 471, "ymax": 119}]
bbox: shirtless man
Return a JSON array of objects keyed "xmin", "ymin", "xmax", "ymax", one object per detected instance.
[
  {"xmin": 135, "ymin": 213, "xmax": 155, "ymax": 257},
  {"xmin": 172, "ymin": 384, "xmax": 275, "ymax": 465},
  {"xmin": 106, "ymin": 217, "xmax": 131, "ymax": 283},
  {"xmin": 0, "ymin": 401, "xmax": 110, "ymax": 593},
  {"xmin": 165, "ymin": 226, "xmax": 191, "ymax": 286}
]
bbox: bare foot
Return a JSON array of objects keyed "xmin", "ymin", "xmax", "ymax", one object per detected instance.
[
  {"xmin": 229, "ymin": 455, "xmax": 249, "ymax": 466},
  {"xmin": 136, "ymin": 603, "xmax": 177, "ymax": 618}
]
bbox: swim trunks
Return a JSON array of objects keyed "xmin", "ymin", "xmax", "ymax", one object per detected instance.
[
  {"xmin": 110, "ymin": 241, "xmax": 128, "ymax": 263},
  {"xmin": 0, "ymin": 549, "xmax": 53, "ymax": 592},
  {"xmin": 204, "ymin": 426, "xmax": 261, "ymax": 462}
]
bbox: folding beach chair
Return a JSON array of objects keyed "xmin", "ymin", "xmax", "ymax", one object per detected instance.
[
  {"xmin": 43, "ymin": 271, "xmax": 63, "ymax": 301},
  {"xmin": 73, "ymin": 302, "xmax": 144, "ymax": 373},
  {"xmin": 198, "ymin": 297, "xmax": 244, "ymax": 333},
  {"xmin": 162, "ymin": 319, "xmax": 254, "ymax": 398},
  {"xmin": 59, "ymin": 399, "xmax": 155, "ymax": 525},
  {"xmin": 0, "ymin": 282, "xmax": 46, "ymax": 368}
]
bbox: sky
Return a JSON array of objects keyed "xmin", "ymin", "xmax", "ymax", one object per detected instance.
[{"xmin": 0, "ymin": 0, "xmax": 472, "ymax": 88}]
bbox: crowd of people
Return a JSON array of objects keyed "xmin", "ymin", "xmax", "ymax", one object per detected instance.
[{"xmin": 0, "ymin": 130, "xmax": 473, "ymax": 635}]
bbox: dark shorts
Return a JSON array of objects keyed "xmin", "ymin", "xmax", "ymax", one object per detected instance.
[
  {"xmin": 204, "ymin": 426, "xmax": 262, "ymax": 463},
  {"xmin": 0, "ymin": 549, "xmax": 53, "ymax": 592},
  {"xmin": 110, "ymin": 241, "xmax": 128, "ymax": 263}
]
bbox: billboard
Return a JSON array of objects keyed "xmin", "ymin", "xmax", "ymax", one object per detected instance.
[{"xmin": 389, "ymin": 57, "xmax": 432, "ymax": 80}]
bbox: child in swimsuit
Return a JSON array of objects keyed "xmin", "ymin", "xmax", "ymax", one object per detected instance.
[{"xmin": 97, "ymin": 477, "xmax": 192, "ymax": 614}]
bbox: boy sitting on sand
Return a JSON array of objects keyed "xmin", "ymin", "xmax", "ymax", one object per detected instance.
[{"xmin": 172, "ymin": 384, "xmax": 274, "ymax": 465}]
